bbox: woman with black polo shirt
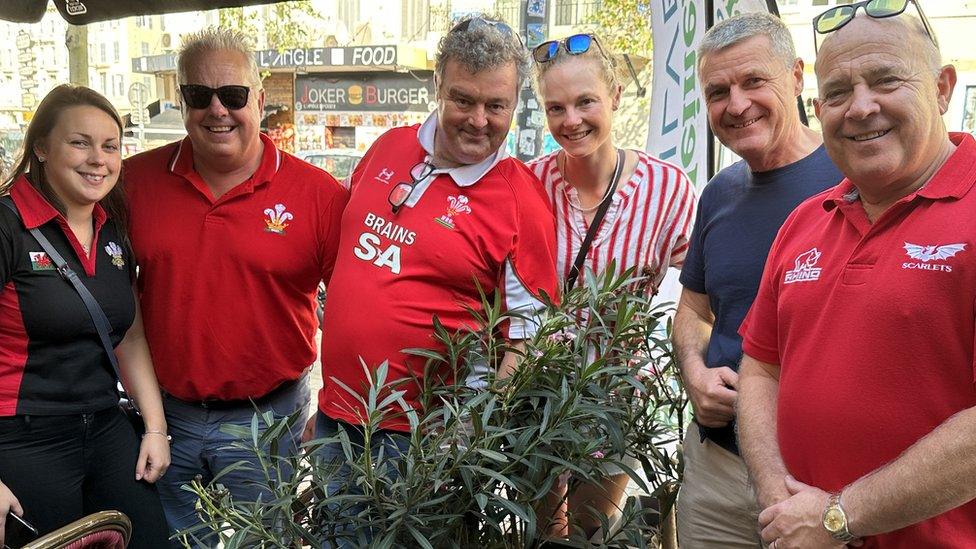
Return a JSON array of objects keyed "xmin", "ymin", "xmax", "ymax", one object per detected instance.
[{"xmin": 0, "ymin": 85, "xmax": 169, "ymax": 547}]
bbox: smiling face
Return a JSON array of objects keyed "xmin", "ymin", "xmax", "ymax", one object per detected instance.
[
  {"xmin": 538, "ymin": 56, "xmax": 619, "ymax": 159},
  {"xmin": 433, "ymin": 59, "xmax": 518, "ymax": 167},
  {"xmin": 700, "ymin": 35, "xmax": 805, "ymax": 171},
  {"xmin": 181, "ymin": 48, "xmax": 265, "ymax": 170},
  {"xmin": 33, "ymin": 105, "xmax": 121, "ymax": 213},
  {"xmin": 814, "ymin": 16, "xmax": 955, "ymax": 197}
]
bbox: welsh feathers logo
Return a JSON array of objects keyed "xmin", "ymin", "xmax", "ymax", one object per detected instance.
[
  {"xmin": 29, "ymin": 252, "xmax": 54, "ymax": 271},
  {"xmin": 784, "ymin": 247, "xmax": 823, "ymax": 284},
  {"xmin": 434, "ymin": 195, "xmax": 471, "ymax": 230},
  {"xmin": 903, "ymin": 242, "xmax": 966, "ymax": 262},
  {"xmin": 264, "ymin": 203, "xmax": 293, "ymax": 235},
  {"xmin": 104, "ymin": 241, "xmax": 125, "ymax": 270}
]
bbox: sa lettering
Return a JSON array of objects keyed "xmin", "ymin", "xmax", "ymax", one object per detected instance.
[{"xmin": 353, "ymin": 232, "xmax": 401, "ymax": 274}]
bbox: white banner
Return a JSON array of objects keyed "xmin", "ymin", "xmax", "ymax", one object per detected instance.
[
  {"xmin": 646, "ymin": 0, "xmax": 774, "ymax": 189},
  {"xmin": 647, "ymin": 0, "xmax": 774, "ymax": 304}
]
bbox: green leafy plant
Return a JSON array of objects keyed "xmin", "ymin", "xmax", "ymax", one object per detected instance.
[{"xmin": 186, "ymin": 267, "xmax": 687, "ymax": 548}]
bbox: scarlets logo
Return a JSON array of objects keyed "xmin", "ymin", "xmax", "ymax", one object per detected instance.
[
  {"xmin": 902, "ymin": 242, "xmax": 966, "ymax": 273},
  {"xmin": 784, "ymin": 248, "xmax": 823, "ymax": 284}
]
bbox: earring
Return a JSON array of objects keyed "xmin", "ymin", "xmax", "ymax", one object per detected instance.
[{"xmin": 37, "ymin": 156, "xmax": 45, "ymax": 163}]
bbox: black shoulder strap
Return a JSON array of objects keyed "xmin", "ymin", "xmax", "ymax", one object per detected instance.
[
  {"xmin": 564, "ymin": 149, "xmax": 625, "ymax": 292},
  {"xmin": 0, "ymin": 198, "xmax": 125, "ymax": 386}
]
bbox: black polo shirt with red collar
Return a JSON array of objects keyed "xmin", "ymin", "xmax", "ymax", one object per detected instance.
[{"xmin": 0, "ymin": 176, "xmax": 133, "ymax": 416}]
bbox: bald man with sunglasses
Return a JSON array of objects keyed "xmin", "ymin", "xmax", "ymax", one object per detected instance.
[
  {"xmin": 124, "ymin": 27, "xmax": 348, "ymax": 545},
  {"xmin": 737, "ymin": 2, "xmax": 976, "ymax": 548}
]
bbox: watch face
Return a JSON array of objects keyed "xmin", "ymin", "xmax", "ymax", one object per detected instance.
[{"xmin": 823, "ymin": 508, "xmax": 846, "ymax": 532}]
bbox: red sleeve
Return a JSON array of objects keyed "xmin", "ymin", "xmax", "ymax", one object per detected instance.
[
  {"xmin": 318, "ymin": 184, "xmax": 350, "ymax": 285},
  {"xmin": 499, "ymin": 164, "xmax": 559, "ymax": 339}
]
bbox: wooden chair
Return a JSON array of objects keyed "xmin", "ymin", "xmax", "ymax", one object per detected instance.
[{"xmin": 21, "ymin": 511, "xmax": 131, "ymax": 549}]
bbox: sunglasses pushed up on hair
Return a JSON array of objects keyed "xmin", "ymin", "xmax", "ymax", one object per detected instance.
[
  {"xmin": 812, "ymin": 0, "xmax": 938, "ymax": 52},
  {"xmin": 179, "ymin": 84, "xmax": 250, "ymax": 110},
  {"xmin": 532, "ymin": 33, "xmax": 606, "ymax": 64}
]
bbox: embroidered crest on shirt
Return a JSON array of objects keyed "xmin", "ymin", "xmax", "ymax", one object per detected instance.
[
  {"xmin": 902, "ymin": 242, "xmax": 965, "ymax": 273},
  {"xmin": 104, "ymin": 241, "xmax": 125, "ymax": 270},
  {"xmin": 434, "ymin": 195, "xmax": 471, "ymax": 230},
  {"xmin": 29, "ymin": 251, "xmax": 55, "ymax": 271},
  {"xmin": 263, "ymin": 203, "xmax": 293, "ymax": 235},
  {"xmin": 783, "ymin": 247, "xmax": 823, "ymax": 284}
]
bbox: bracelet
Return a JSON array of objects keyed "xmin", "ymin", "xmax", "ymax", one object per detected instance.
[{"xmin": 142, "ymin": 430, "xmax": 172, "ymax": 442}]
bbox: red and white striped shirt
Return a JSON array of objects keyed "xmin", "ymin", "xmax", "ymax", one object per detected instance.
[{"xmin": 529, "ymin": 150, "xmax": 697, "ymax": 295}]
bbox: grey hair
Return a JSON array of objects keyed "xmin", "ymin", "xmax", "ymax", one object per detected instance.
[
  {"xmin": 177, "ymin": 27, "xmax": 262, "ymax": 89},
  {"xmin": 435, "ymin": 14, "xmax": 530, "ymax": 93},
  {"xmin": 533, "ymin": 33, "xmax": 621, "ymax": 96},
  {"xmin": 698, "ymin": 12, "xmax": 796, "ymax": 71}
]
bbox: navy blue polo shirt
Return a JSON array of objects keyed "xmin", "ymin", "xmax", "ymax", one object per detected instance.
[
  {"xmin": 0, "ymin": 176, "xmax": 134, "ymax": 416},
  {"xmin": 679, "ymin": 145, "xmax": 842, "ymax": 452}
]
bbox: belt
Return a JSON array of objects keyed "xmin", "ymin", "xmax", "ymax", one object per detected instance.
[{"xmin": 164, "ymin": 378, "xmax": 300, "ymax": 411}]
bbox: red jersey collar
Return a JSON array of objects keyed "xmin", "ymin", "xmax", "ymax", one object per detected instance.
[
  {"xmin": 10, "ymin": 174, "xmax": 108, "ymax": 230},
  {"xmin": 823, "ymin": 132, "xmax": 976, "ymax": 211},
  {"xmin": 168, "ymin": 132, "xmax": 282, "ymax": 190}
]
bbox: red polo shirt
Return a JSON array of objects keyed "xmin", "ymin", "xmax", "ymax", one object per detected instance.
[
  {"xmin": 741, "ymin": 133, "xmax": 976, "ymax": 547},
  {"xmin": 125, "ymin": 134, "xmax": 348, "ymax": 401},
  {"xmin": 319, "ymin": 119, "xmax": 559, "ymax": 431}
]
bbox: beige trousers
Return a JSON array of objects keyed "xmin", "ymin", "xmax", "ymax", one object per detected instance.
[{"xmin": 676, "ymin": 422, "xmax": 763, "ymax": 548}]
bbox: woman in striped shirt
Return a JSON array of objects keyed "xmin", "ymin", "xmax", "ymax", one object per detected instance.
[{"xmin": 528, "ymin": 32, "xmax": 697, "ymax": 539}]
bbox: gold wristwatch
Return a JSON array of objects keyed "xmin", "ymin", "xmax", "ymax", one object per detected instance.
[{"xmin": 822, "ymin": 493, "xmax": 857, "ymax": 543}]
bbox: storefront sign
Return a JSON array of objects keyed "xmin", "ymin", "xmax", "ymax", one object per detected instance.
[
  {"xmin": 295, "ymin": 73, "xmax": 433, "ymax": 112},
  {"xmin": 135, "ymin": 46, "xmax": 402, "ymax": 74}
]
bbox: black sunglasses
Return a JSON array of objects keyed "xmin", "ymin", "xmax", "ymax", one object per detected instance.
[
  {"xmin": 812, "ymin": 0, "xmax": 938, "ymax": 52},
  {"xmin": 179, "ymin": 84, "xmax": 250, "ymax": 110},
  {"xmin": 389, "ymin": 161, "xmax": 437, "ymax": 214},
  {"xmin": 532, "ymin": 33, "xmax": 606, "ymax": 64},
  {"xmin": 450, "ymin": 16, "xmax": 520, "ymax": 43}
]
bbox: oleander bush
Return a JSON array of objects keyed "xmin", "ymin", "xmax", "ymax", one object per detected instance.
[{"xmin": 184, "ymin": 267, "xmax": 688, "ymax": 548}]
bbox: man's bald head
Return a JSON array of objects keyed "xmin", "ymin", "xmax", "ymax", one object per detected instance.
[{"xmin": 816, "ymin": 13, "xmax": 939, "ymax": 77}]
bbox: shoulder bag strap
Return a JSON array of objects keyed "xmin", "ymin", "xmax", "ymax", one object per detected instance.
[
  {"xmin": 564, "ymin": 148, "xmax": 625, "ymax": 292},
  {"xmin": 0, "ymin": 198, "xmax": 125, "ymax": 386}
]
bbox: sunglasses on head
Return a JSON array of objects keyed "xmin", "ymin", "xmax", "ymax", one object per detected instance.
[
  {"xmin": 389, "ymin": 161, "xmax": 437, "ymax": 214},
  {"xmin": 532, "ymin": 33, "xmax": 606, "ymax": 64},
  {"xmin": 450, "ymin": 16, "xmax": 518, "ymax": 41},
  {"xmin": 179, "ymin": 84, "xmax": 250, "ymax": 110},
  {"xmin": 812, "ymin": 0, "xmax": 938, "ymax": 52}
]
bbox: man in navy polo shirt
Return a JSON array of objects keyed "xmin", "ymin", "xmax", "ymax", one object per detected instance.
[
  {"xmin": 672, "ymin": 12, "xmax": 841, "ymax": 547},
  {"xmin": 125, "ymin": 27, "xmax": 347, "ymax": 545}
]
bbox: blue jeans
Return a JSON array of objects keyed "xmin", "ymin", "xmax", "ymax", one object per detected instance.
[
  {"xmin": 312, "ymin": 411, "xmax": 411, "ymax": 548},
  {"xmin": 158, "ymin": 372, "xmax": 311, "ymax": 548}
]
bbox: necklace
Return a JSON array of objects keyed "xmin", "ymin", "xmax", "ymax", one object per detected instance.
[
  {"xmin": 562, "ymin": 149, "xmax": 623, "ymax": 213},
  {"xmin": 81, "ymin": 242, "xmax": 90, "ymax": 255}
]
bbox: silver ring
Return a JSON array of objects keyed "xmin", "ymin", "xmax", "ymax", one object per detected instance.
[{"xmin": 770, "ymin": 540, "xmax": 778, "ymax": 549}]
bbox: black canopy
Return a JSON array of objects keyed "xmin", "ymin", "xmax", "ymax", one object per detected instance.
[{"xmin": 0, "ymin": 0, "xmax": 291, "ymax": 25}]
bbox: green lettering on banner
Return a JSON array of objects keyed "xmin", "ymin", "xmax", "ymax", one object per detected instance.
[{"xmin": 680, "ymin": 0, "xmax": 701, "ymax": 184}]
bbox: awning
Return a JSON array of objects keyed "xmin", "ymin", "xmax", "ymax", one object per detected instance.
[{"xmin": 0, "ymin": 0, "xmax": 291, "ymax": 25}]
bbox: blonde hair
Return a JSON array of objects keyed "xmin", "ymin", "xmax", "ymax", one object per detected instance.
[{"xmin": 177, "ymin": 27, "xmax": 262, "ymax": 89}]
